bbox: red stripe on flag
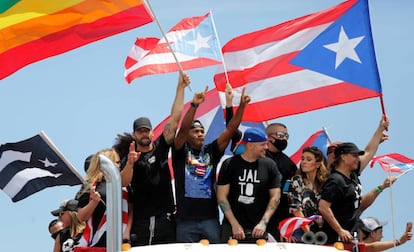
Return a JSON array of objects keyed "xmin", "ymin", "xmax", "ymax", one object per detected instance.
[{"xmin": 229, "ymin": 83, "xmax": 380, "ymax": 122}]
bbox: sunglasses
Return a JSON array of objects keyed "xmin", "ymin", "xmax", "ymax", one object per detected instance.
[{"xmin": 274, "ymin": 131, "xmax": 289, "ymax": 139}]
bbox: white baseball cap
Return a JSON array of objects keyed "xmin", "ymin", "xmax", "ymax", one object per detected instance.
[{"xmin": 361, "ymin": 217, "xmax": 388, "ymax": 232}]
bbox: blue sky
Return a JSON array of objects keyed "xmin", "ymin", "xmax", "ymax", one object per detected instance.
[{"xmin": 1, "ymin": 0, "xmax": 413, "ymax": 251}]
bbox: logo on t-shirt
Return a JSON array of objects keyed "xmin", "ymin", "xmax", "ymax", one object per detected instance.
[{"xmin": 238, "ymin": 169, "xmax": 260, "ymax": 204}]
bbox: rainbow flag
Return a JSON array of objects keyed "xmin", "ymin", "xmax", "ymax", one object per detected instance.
[{"xmin": 0, "ymin": 0, "xmax": 153, "ymax": 80}]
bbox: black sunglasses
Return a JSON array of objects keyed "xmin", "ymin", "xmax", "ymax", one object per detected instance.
[{"xmin": 274, "ymin": 131, "xmax": 289, "ymax": 139}]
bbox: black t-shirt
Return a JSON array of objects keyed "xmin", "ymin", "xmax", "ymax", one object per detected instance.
[
  {"xmin": 218, "ymin": 155, "xmax": 281, "ymax": 231},
  {"xmin": 77, "ymin": 181, "xmax": 107, "ymax": 247},
  {"xmin": 265, "ymin": 150, "xmax": 297, "ymax": 230},
  {"xmin": 320, "ymin": 169, "xmax": 362, "ymax": 244},
  {"xmin": 172, "ymin": 140, "xmax": 223, "ymax": 220},
  {"xmin": 59, "ymin": 229, "xmax": 82, "ymax": 252},
  {"xmin": 130, "ymin": 135, "xmax": 175, "ymax": 219}
]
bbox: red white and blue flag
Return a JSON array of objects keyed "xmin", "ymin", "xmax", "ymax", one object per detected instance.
[
  {"xmin": 214, "ymin": 0, "xmax": 382, "ymax": 122},
  {"xmin": 78, "ymin": 187, "xmax": 129, "ymax": 247},
  {"xmin": 289, "ymin": 129, "xmax": 330, "ymax": 166},
  {"xmin": 278, "ymin": 215, "xmax": 321, "ymax": 239},
  {"xmin": 369, "ymin": 153, "xmax": 414, "ymax": 174},
  {"xmin": 0, "ymin": 132, "xmax": 83, "ymax": 202},
  {"xmin": 124, "ymin": 11, "xmax": 222, "ymax": 83}
]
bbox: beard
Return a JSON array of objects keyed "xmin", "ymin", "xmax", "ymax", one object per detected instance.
[{"xmin": 137, "ymin": 137, "xmax": 151, "ymax": 147}]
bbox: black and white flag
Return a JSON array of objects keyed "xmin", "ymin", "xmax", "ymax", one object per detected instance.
[{"xmin": 0, "ymin": 131, "xmax": 84, "ymax": 202}]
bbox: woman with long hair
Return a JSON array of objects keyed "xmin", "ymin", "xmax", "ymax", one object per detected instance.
[
  {"xmin": 76, "ymin": 148, "xmax": 123, "ymax": 247},
  {"xmin": 51, "ymin": 199, "xmax": 85, "ymax": 252},
  {"xmin": 286, "ymin": 146, "xmax": 329, "ymax": 242}
]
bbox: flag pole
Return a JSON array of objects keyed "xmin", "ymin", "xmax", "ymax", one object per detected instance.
[
  {"xmin": 379, "ymin": 95, "xmax": 388, "ymax": 131},
  {"xmin": 209, "ymin": 10, "xmax": 229, "ymax": 84},
  {"xmin": 387, "ymin": 172, "xmax": 397, "ymax": 252},
  {"xmin": 395, "ymin": 167, "xmax": 414, "ymax": 179},
  {"xmin": 143, "ymin": 0, "xmax": 192, "ymax": 91},
  {"xmin": 39, "ymin": 131, "xmax": 86, "ymax": 184},
  {"xmin": 322, "ymin": 127, "xmax": 333, "ymax": 144}
]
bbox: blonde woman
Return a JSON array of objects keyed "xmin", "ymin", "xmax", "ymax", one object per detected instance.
[
  {"xmin": 76, "ymin": 148, "xmax": 123, "ymax": 247},
  {"xmin": 51, "ymin": 199, "xmax": 85, "ymax": 252}
]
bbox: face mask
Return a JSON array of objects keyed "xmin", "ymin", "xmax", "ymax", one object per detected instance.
[{"xmin": 272, "ymin": 139, "xmax": 288, "ymax": 151}]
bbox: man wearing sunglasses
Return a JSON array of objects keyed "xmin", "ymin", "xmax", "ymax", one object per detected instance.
[{"xmin": 265, "ymin": 122, "xmax": 298, "ymax": 241}]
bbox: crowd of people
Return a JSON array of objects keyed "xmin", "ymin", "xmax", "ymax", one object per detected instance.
[{"xmin": 48, "ymin": 72, "xmax": 412, "ymax": 252}]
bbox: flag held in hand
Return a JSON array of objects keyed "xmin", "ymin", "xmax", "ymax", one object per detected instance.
[
  {"xmin": 278, "ymin": 215, "xmax": 321, "ymax": 239},
  {"xmin": 214, "ymin": 0, "xmax": 382, "ymax": 122},
  {"xmin": 369, "ymin": 153, "xmax": 414, "ymax": 174},
  {"xmin": 124, "ymin": 11, "xmax": 222, "ymax": 83}
]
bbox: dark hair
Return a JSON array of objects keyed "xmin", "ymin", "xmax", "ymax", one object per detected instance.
[
  {"xmin": 112, "ymin": 132, "xmax": 135, "ymax": 160},
  {"xmin": 48, "ymin": 219, "xmax": 58, "ymax": 231}
]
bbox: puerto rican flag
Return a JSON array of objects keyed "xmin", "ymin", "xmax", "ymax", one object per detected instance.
[
  {"xmin": 214, "ymin": 0, "xmax": 382, "ymax": 122},
  {"xmin": 78, "ymin": 187, "xmax": 129, "ymax": 247},
  {"xmin": 369, "ymin": 153, "xmax": 414, "ymax": 174},
  {"xmin": 278, "ymin": 215, "xmax": 321, "ymax": 239},
  {"xmin": 124, "ymin": 11, "xmax": 222, "ymax": 83},
  {"xmin": 289, "ymin": 129, "xmax": 330, "ymax": 166}
]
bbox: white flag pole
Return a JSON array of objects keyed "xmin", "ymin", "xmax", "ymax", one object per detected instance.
[
  {"xmin": 143, "ymin": 0, "xmax": 192, "ymax": 91},
  {"xmin": 209, "ymin": 10, "xmax": 229, "ymax": 85},
  {"xmin": 322, "ymin": 126, "xmax": 333, "ymax": 144},
  {"xmin": 39, "ymin": 130, "xmax": 86, "ymax": 184},
  {"xmin": 395, "ymin": 166, "xmax": 414, "ymax": 179}
]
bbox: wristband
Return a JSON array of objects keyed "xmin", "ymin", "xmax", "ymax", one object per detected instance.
[
  {"xmin": 191, "ymin": 102, "xmax": 198, "ymax": 108},
  {"xmin": 375, "ymin": 186, "xmax": 383, "ymax": 193},
  {"xmin": 395, "ymin": 239, "xmax": 401, "ymax": 246}
]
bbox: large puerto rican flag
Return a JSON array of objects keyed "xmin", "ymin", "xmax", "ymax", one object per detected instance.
[{"xmin": 214, "ymin": 0, "xmax": 382, "ymax": 122}]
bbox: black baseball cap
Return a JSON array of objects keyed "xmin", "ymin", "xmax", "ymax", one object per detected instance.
[
  {"xmin": 133, "ymin": 117, "xmax": 152, "ymax": 131},
  {"xmin": 51, "ymin": 199, "xmax": 79, "ymax": 216},
  {"xmin": 334, "ymin": 142, "xmax": 365, "ymax": 157}
]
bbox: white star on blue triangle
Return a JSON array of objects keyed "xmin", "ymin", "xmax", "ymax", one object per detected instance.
[
  {"xmin": 170, "ymin": 17, "xmax": 221, "ymax": 61},
  {"xmin": 290, "ymin": 0, "xmax": 381, "ymax": 92}
]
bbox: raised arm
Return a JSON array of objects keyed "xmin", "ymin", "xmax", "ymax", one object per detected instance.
[
  {"xmin": 224, "ymin": 83, "xmax": 242, "ymax": 152},
  {"xmin": 120, "ymin": 141, "xmax": 140, "ymax": 186},
  {"xmin": 365, "ymin": 222, "xmax": 412, "ymax": 252},
  {"xmin": 163, "ymin": 71, "xmax": 190, "ymax": 144},
  {"xmin": 359, "ymin": 175, "xmax": 396, "ymax": 214},
  {"xmin": 360, "ymin": 116, "xmax": 389, "ymax": 172},
  {"xmin": 216, "ymin": 87, "xmax": 250, "ymax": 152},
  {"xmin": 174, "ymin": 86, "xmax": 208, "ymax": 150}
]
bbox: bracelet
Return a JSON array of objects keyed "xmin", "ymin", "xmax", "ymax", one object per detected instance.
[
  {"xmin": 375, "ymin": 186, "xmax": 383, "ymax": 193},
  {"xmin": 190, "ymin": 102, "xmax": 198, "ymax": 108},
  {"xmin": 395, "ymin": 239, "xmax": 401, "ymax": 246}
]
